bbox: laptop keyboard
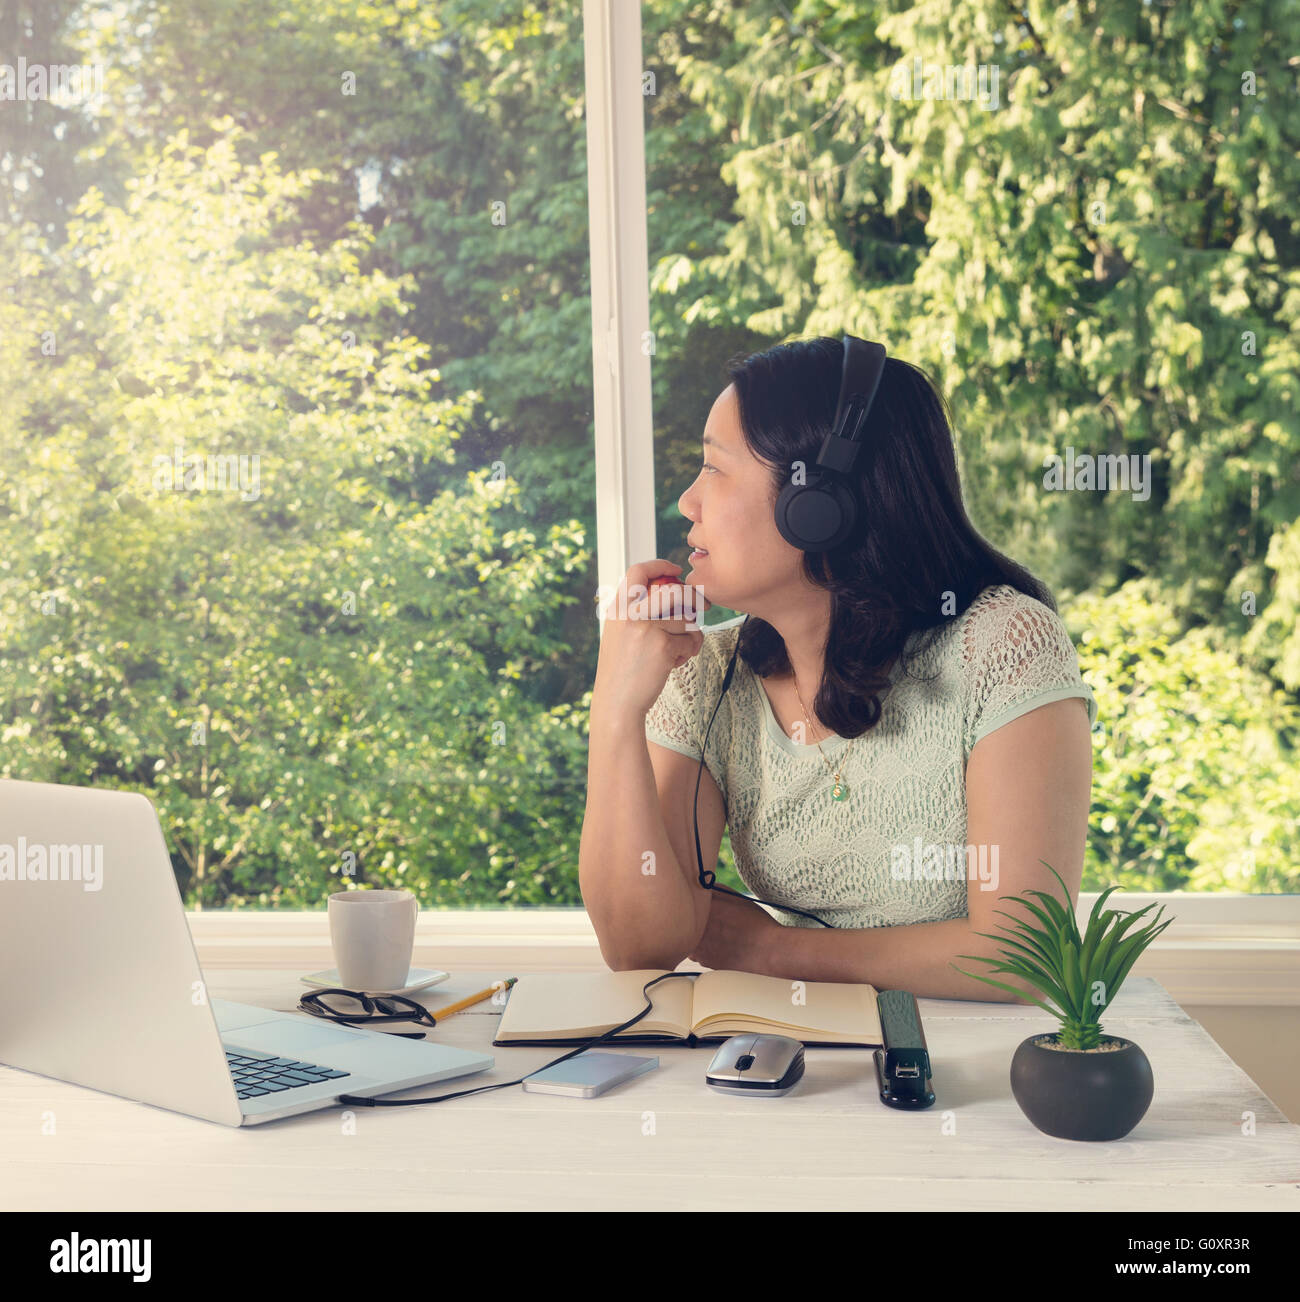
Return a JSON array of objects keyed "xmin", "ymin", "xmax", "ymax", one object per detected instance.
[{"xmin": 225, "ymin": 1049, "xmax": 350, "ymax": 1100}]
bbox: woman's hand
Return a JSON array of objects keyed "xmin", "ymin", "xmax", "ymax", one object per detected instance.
[
  {"xmin": 591, "ymin": 560, "xmax": 712, "ymax": 724},
  {"xmin": 688, "ymin": 887, "xmax": 783, "ymax": 974}
]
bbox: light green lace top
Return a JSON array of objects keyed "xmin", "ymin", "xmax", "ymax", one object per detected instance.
[{"xmin": 643, "ymin": 584, "xmax": 1098, "ymax": 930}]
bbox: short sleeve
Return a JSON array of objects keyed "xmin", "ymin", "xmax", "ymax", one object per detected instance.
[
  {"xmin": 962, "ymin": 590, "xmax": 1098, "ymax": 755},
  {"xmin": 644, "ymin": 657, "xmax": 704, "ymax": 761}
]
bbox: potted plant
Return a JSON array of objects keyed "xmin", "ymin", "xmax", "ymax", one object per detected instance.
[{"xmin": 951, "ymin": 861, "xmax": 1173, "ymax": 1141}]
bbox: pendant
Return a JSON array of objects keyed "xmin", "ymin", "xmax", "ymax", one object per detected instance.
[{"xmin": 832, "ymin": 780, "xmax": 847, "ymax": 801}]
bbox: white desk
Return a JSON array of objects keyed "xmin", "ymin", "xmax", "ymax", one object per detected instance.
[{"xmin": 2, "ymin": 971, "xmax": 1297, "ymax": 1211}]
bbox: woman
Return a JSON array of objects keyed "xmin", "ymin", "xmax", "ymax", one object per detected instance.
[{"xmin": 579, "ymin": 337, "xmax": 1096, "ymax": 1001}]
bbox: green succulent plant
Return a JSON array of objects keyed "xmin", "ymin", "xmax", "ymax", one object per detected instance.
[{"xmin": 950, "ymin": 861, "xmax": 1174, "ymax": 1050}]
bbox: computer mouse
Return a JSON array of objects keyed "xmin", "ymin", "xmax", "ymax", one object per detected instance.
[{"xmin": 705, "ymin": 1033, "xmax": 805, "ymax": 1096}]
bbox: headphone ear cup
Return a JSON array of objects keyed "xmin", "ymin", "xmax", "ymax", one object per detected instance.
[{"xmin": 775, "ymin": 473, "xmax": 858, "ymax": 552}]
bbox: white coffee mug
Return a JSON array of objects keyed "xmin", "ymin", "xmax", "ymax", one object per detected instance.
[{"xmin": 328, "ymin": 889, "xmax": 418, "ymax": 992}]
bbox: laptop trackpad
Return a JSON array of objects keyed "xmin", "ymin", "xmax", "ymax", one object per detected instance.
[{"xmin": 231, "ymin": 1020, "xmax": 368, "ymax": 1056}]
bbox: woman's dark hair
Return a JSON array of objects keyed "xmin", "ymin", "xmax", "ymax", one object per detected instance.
[{"xmin": 724, "ymin": 335, "xmax": 1056, "ymax": 740}]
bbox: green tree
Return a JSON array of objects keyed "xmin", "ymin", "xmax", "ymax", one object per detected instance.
[
  {"xmin": 661, "ymin": 0, "xmax": 1300, "ymax": 624},
  {"xmin": 0, "ymin": 125, "xmax": 590, "ymax": 906},
  {"xmin": 1068, "ymin": 579, "xmax": 1300, "ymax": 892}
]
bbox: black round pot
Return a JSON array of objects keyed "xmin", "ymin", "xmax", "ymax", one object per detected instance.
[{"xmin": 1010, "ymin": 1032, "xmax": 1153, "ymax": 1141}]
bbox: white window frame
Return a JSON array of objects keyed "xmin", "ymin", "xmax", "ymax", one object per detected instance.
[
  {"xmin": 585, "ymin": 0, "xmax": 657, "ymax": 630},
  {"xmin": 183, "ymin": 1, "xmax": 1300, "ymax": 1003},
  {"xmin": 187, "ymin": 894, "xmax": 1300, "ymax": 1006}
]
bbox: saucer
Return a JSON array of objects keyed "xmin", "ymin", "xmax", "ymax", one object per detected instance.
[{"xmin": 300, "ymin": 967, "xmax": 451, "ymax": 996}]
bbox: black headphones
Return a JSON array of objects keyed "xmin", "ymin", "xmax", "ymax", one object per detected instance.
[
  {"xmin": 774, "ymin": 335, "xmax": 888, "ymax": 553},
  {"xmin": 692, "ymin": 335, "xmax": 889, "ymax": 929}
]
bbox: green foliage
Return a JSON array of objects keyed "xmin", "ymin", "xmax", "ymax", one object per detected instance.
[
  {"xmin": 1247, "ymin": 517, "xmax": 1300, "ymax": 691},
  {"xmin": 663, "ymin": 0, "xmax": 1300, "ymax": 621},
  {"xmin": 952, "ymin": 861, "xmax": 1174, "ymax": 1048},
  {"xmin": 1065, "ymin": 580, "xmax": 1300, "ymax": 892},
  {"xmin": 0, "ymin": 126, "xmax": 590, "ymax": 907}
]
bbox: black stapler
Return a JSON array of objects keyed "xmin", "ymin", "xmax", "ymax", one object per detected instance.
[{"xmin": 873, "ymin": 989, "xmax": 936, "ymax": 1109}]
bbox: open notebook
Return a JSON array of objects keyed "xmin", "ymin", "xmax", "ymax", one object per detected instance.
[{"xmin": 493, "ymin": 969, "xmax": 882, "ymax": 1048}]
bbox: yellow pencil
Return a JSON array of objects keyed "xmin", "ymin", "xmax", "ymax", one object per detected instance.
[{"xmin": 427, "ymin": 977, "xmax": 517, "ymax": 1023}]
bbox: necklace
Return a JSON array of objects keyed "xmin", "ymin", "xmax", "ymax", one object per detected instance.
[{"xmin": 792, "ymin": 678, "xmax": 850, "ymax": 801}]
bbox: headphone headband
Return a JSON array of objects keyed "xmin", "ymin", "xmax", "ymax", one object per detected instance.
[{"xmin": 831, "ymin": 335, "xmax": 888, "ymax": 450}]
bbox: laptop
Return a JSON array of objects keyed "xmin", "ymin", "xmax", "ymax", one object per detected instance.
[{"xmin": 0, "ymin": 778, "xmax": 495, "ymax": 1126}]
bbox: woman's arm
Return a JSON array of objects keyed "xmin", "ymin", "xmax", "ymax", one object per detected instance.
[
  {"xmin": 578, "ymin": 713, "xmax": 699, "ymax": 970},
  {"xmin": 579, "ymin": 708, "xmax": 729, "ymax": 970},
  {"xmin": 753, "ymin": 697, "xmax": 1094, "ymax": 1000}
]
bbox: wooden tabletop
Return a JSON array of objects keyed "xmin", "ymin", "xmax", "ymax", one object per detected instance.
[{"xmin": 3, "ymin": 970, "xmax": 1297, "ymax": 1211}]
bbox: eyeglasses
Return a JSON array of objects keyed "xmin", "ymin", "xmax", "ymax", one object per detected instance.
[{"xmin": 297, "ymin": 988, "xmax": 437, "ymax": 1039}]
